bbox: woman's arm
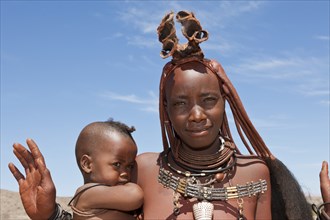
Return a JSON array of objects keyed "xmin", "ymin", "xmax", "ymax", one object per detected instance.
[{"xmin": 254, "ymin": 162, "xmax": 272, "ymax": 219}]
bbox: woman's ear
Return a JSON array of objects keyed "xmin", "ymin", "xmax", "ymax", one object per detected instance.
[
  {"xmin": 80, "ymin": 154, "xmax": 92, "ymax": 174},
  {"xmin": 164, "ymin": 99, "xmax": 168, "ymax": 110}
]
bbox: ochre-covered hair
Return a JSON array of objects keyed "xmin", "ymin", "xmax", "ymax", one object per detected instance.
[{"xmin": 159, "ymin": 56, "xmax": 273, "ymax": 159}]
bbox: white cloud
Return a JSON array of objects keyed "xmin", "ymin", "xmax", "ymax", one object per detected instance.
[
  {"xmin": 102, "ymin": 32, "xmax": 124, "ymax": 41},
  {"xmin": 296, "ymin": 76, "xmax": 329, "ymax": 98},
  {"xmin": 320, "ymin": 100, "xmax": 330, "ymax": 106},
  {"xmin": 101, "ymin": 91, "xmax": 158, "ymax": 113},
  {"xmin": 230, "ymin": 57, "xmax": 311, "ymax": 79},
  {"xmin": 314, "ymin": 35, "xmax": 330, "ymax": 41},
  {"xmin": 117, "ymin": 7, "xmax": 161, "ymax": 34},
  {"xmin": 91, "ymin": 12, "xmax": 104, "ymax": 18},
  {"xmin": 299, "ymin": 89, "xmax": 329, "ymax": 96},
  {"xmin": 115, "ymin": 2, "xmax": 266, "ymax": 49},
  {"xmin": 226, "ymin": 110, "xmax": 290, "ymax": 130},
  {"xmin": 230, "ymin": 55, "xmax": 329, "ymax": 82},
  {"xmin": 228, "ymin": 55, "xmax": 329, "ymax": 105},
  {"xmin": 268, "ymin": 144, "xmax": 311, "ymax": 154},
  {"xmin": 127, "ymin": 36, "xmax": 157, "ymax": 48},
  {"xmin": 219, "ymin": 1, "xmax": 263, "ymax": 17},
  {"xmin": 203, "ymin": 39, "xmax": 239, "ymax": 55}
]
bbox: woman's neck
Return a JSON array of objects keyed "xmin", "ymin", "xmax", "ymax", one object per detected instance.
[{"xmin": 172, "ymin": 136, "xmax": 234, "ymax": 171}]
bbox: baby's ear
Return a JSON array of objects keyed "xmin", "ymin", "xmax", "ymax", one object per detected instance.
[{"xmin": 80, "ymin": 154, "xmax": 92, "ymax": 174}]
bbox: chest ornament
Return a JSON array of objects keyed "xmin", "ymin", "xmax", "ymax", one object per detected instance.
[{"xmin": 158, "ymin": 149, "xmax": 267, "ymax": 220}]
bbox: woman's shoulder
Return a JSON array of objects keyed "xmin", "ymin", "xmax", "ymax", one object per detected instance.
[
  {"xmin": 225, "ymin": 154, "xmax": 271, "ymax": 186},
  {"xmin": 235, "ymin": 154, "xmax": 270, "ymax": 175},
  {"xmin": 136, "ymin": 152, "xmax": 160, "ymax": 167},
  {"xmin": 236, "ymin": 154, "xmax": 266, "ymax": 163},
  {"xmin": 137, "ymin": 152, "xmax": 160, "ymax": 160}
]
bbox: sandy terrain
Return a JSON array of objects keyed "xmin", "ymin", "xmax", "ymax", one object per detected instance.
[
  {"xmin": 0, "ymin": 189, "xmax": 323, "ymax": 219},
  {"xmin": 0, "ymin": 189, "xmax": 72, "ymax": 220}
]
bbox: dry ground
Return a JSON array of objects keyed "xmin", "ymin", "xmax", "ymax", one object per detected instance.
[
  {"xmin": 0, "ymin": 189, "xmax": 72, "ymax": 220},
  {"xmin": 0, "ymin": 189, "xmax": 323, "ymax": 219}
]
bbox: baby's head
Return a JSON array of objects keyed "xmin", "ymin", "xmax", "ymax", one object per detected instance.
[{"xmin": 75, "ymin": 120, "xmax": 137, "ymax": 185}]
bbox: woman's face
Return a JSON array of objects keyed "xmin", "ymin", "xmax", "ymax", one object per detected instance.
[{"xmin": 165, "ymin": 62, "xmax": 225, "ymax": 151}]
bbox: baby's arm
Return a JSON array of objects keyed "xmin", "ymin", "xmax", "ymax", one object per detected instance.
[{"xmin": 74, "ymin": 182, "xmax": 143, "ymax": 212}]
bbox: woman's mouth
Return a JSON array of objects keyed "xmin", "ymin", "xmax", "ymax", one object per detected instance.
[{"xmin": 186, "ymin": 128, "xmax": 209, "ymax": 137}]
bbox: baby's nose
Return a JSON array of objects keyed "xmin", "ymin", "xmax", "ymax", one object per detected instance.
[{"xmin": 119, "ymin": 171, "xmax": 130, "ymax": 182}]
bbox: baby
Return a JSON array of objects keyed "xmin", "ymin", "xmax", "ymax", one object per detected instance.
[{"xmin": 68, "ymin": 120, "xmax": 143, "ymax": 220}]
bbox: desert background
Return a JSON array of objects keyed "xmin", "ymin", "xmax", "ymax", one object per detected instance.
[
  {"xmin": 0, "ymin": 189, "xmax": 72, "ymax": 220},
  {"xmin": 0, "ymin": 189, "xmax": 323, "ymax": 219}
]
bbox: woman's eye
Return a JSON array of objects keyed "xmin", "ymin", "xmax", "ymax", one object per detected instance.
[
  {"xmin": 204, "ymin": 97, "xmax": 216, "ymax": 102},
  {"xmin": 203, "ymin": 97, "xmax": 218, "ymax": 105},
  {"xmin": 173, "ymin": 101, "xmax": 185, "ymax": 106}
]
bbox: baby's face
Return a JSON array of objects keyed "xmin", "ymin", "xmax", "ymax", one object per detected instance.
[{"xmin": 89, "ymin": 132, "xmax": 137, "ymax": 186}]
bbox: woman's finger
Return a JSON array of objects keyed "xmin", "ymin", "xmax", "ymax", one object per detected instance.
[
  {"xmin": 320, "ymin": 161, "xmax": 330, "ymax": 203},
  {"xmin": 13, "ymin": 142, "xmax": 36, "ymax": 171},
  {"xmin": 8, "ymin": 162, "xmax": 25, "ymax": 185},
  {"xmin": 13, "ymin": 147, "xmax": 29, "ymax": 170},
  {"xmin": 27, "ymin": 139, "xmax": 47, "ymax": 170}
]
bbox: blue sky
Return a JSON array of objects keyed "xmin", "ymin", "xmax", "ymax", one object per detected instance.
[{"xmin": 1, "ymin": 1, "xmax": 329, "ymax": 197}]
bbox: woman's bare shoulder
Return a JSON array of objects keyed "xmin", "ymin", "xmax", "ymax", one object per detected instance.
[
  {"xmin": 136, "ymin": 152, "xmax": 160, "ymax": 166},
  {"xmin": 236, "ymin": 154, "xmax": 267, "ymax": 164},
  {"xmin": 235, "ymin": 154, "xmax": 269, "ymax": 174}
]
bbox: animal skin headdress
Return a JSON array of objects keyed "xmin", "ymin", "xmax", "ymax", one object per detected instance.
[
  {"xmin": 157, "ymin": 11, "xmax": 313, "ymax": 219},
  {"xmin": 157, "ymin": 10, "xmax": 273, "ymax": 159}
]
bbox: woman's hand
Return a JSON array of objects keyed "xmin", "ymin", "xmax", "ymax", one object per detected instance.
[
  {"xmin": 8, "ymin": 138, "xmax": 57, "ymax": 220},
  {"xmin": 320, "ymin": 161, "xmax": 330, "ymax": 215}
]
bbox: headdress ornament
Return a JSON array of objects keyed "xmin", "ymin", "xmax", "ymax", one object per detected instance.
[{"xmin": 157, "ymin": 11, "xmax": 208, "ymax": 61}]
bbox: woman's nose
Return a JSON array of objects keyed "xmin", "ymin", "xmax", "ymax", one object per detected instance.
[{"xmin": 188, "ymin": 105, "xmax": 206, "ymax": 122}]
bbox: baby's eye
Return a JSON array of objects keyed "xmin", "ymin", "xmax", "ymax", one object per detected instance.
[
  {"xmin": 127, "ymin": 163, "xmax": 135, "ymax": 170},
  {"xmin": 112, "ymin": 162, "xmax": 121, "ymax": 168}
]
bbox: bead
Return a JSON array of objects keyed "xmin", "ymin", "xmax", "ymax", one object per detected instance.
[
  {"xmin": 215, "ymin": 173, "xmax": 225, "ymax": 182},
  {"xmin": 174, "ymin": 207, "xmax": 180, "ymax": 216}
]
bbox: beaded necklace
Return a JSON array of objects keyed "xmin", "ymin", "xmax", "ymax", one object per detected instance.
[{"xmin": 158, "ymin": 147, "xmax": 268, "ymax": 220}]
